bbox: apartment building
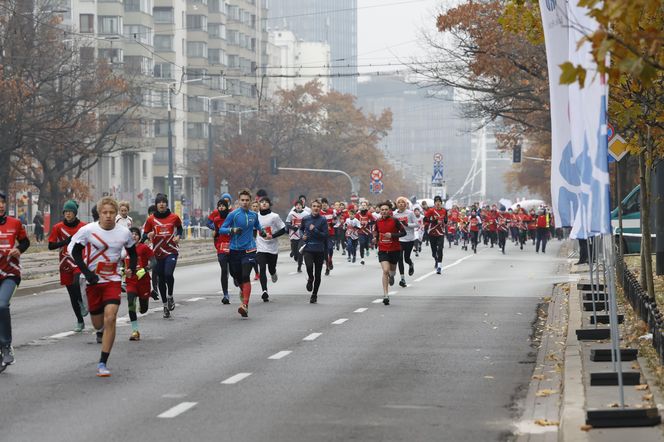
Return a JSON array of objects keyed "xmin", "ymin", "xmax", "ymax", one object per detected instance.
[{"xmin": 64, "ymin": 0, "xmax": 267, "ymax": 216}]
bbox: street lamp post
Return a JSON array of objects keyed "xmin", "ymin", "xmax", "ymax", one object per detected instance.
[{"xmin": 202, "ymin": 95, "xmax": 231, "ymax": 212}]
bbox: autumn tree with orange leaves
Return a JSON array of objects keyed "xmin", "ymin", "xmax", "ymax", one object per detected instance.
[{"xmin": 194, "ymin": 81, "xmax": 413, "ymax": 214}]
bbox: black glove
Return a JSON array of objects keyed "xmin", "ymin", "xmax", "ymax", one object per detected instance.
[
  {"xmin": 84, "ymin": 271, "xmax": 99, "ymax": 285},
  {"xmin": 259, "ymin": 229, "xmax": 267, "ymax": 238}
]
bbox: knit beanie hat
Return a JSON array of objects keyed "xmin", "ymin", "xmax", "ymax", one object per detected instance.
[
  {"xmin": 221, "ymin": 193, "xmax": 232, "ymax": 203},
  {"xmin": 155, "ymin": 193, "xmax": 168, "ymax": 205},
  {"xmin": 63, "ymin": 200, "xmax": 79, "ymax": 215}
]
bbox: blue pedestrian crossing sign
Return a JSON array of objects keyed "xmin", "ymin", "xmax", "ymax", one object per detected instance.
[
  {"xmin": 431, "ymin": 161, "xmax": 444, "ymax": 186},
  {"xmin": 369, "ymin": 180, "xmax": 384, "ymax": 194}
]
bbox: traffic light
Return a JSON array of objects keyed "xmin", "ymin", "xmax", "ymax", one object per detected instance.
[
  {"xmin": 513, "ymin": 144, "xmax": 522, "ymax": 163},
  {"xmin": 270, "ymin": 156, "xmax": 279, "ymax": 175}
]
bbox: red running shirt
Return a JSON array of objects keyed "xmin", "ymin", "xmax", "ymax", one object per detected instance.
[
  {"xmin": 208, "ymin": 211, "xmax": 231, "ymax": 254},
  {"xmin": 49, "ymin": 221, "xmax": 87, "ymax": 275},
  {"xmin": 143, "ymin": 212, "xmax": 182, "ymax": 259},
  {"xmin": 0, "ymin": 217, "xmax": 27, "ymax": 279},
  {"xmin": 424, "ymin": 208, "xmax": 447, "ymax": 237},
  {"xmin": 375, "ymin": 217, "xmax": 403, "ymax": 252}
]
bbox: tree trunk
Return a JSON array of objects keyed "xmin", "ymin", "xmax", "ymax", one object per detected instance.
[
  {"xmin": 0, "ymin": 160, "xmax": 10, "ymax": 196},
  {"xmin": 640, "ymin": 150, "xmax": 656, "ymax": 301}
]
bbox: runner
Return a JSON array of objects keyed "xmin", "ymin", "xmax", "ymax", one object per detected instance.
[
  {"xmin": 344, "ymin": 208, "xmax": 361, "ymax": 263},
  {"xmin": 0, "ymin": 192, "xmax": 30, "ymax": 373},
  {"xmin": 423, "ymin": 196, "xmax": 447, "ymax": 274},
  {"xmin": 143, "ymin": 204, "xmax": 160, "ymax": 301},
  {"xmin": 356, "ymin": 201, "xmax": 373, "ymax": 265},
  {"xmin": 250, "ymin": 200, "xmax": 261, "ymax": 281},
  {"xmin": 124, "ymin": 227, "xmax": 153, "ymax": 341},
  {"xmin": 468, "ymin": 209, "xmax": 481, "ymax": 253},
  {"xmin": 48, "ymin": 200, "xmax": 88, "ymax": 332},
  {"xmin": 207, "ymin": 199, "xmax": 232, "ymax": 304},
  {"xmin": 299, "ymin": 199, "xmax": 329, "ymax": 304},
  {"xmin": 69, "ymin": 197, "xmax": 137, "ymax": 377},
  {"xmin": 374, "ymin": 201, "xmax": 406, "ymax": 305},
  {"xmin": 219, "ymin": 189, "xmax": 263, "ymax": 317},
  {"xmin": 256, "ymin": 196, "xmax": 287, "ymax": 302},
  {"xmin": 143, "ymin": 193, "xmax": 183, "ymax": 319},
  {"xmin": 286, "ymin": 200, "xmax": 307, "ymax": 273},
  {"xmin": 535, "ymin": 207, "xmax": 550, "ymax": 253},
  {"xmin": 320, "ymin": 198, "xmax": 337, "ymax": 276},
  {"xmin": 413, "ymin": 206, "xmax": 424, "ymax": 257},
  {"xmin": 497, "ymin": 211, "xmax": 509, "ymax": 254},
  {"xmin": 115, "ymin": 201, "xmax": 132, "ymax": 229},
  {"xmin": 393, "ymin": 197, "xmax": 417, "ymax": 287}
]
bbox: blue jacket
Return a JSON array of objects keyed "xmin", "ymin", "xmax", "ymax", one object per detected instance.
[
  {"xmin": 298, "ymin": 213, "xmax": 329, "ymax": 253},
  {"xmin": 219, "ymin": 208, "xmax": 261, "ymax": 251}
]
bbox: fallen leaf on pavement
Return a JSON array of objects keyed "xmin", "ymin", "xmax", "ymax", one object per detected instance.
[
  {"xmin": 642, "ymin": 394, "xmax": 653, "ymax": 401},
  {"xmin": 607, "ymin": 402, "xmax": 620, "ymax": 408},
  {"xmin": 635, "ymin": 384, "xmax": 649, "ymax": 391},
  {"xmin": 532, "ymin": 374, "xmax": 545, "ymax": 381},
  {"xmin": 580, "ymin": 424, "xmax": 592, "ymax": 432},
  {"xmin": 536, "ymin": 389, "xmax": 558, "ymax": 397},
  {"xmin": 534, "ymin": 419, "xmax": 559, "ymax": 426}
]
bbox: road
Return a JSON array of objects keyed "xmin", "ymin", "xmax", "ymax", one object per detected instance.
[{"xmin": 1, "ymin": 240, "xmax": 568, "ymax": 442}]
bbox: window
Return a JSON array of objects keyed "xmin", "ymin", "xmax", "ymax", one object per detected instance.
[
  {"xmin": 227, "ymin": 54, "xmax": 239, "ymax": 68},
  {"xmin": 208, "ymin": 48, "xmax": 225, "ymax": 65},
  {"xmin": 142, "ymin": 159, "xmax": 148, "ymax": 178},
  {"xmin": 210, "ymin": 76, "xmax": 226, "ymax": 91},
  {"xmin": 187, "ymin": 41, "xmax": 207, "ymax": 58},
  {"xmin": 226, "ymin": 29, "xmax": 238, "ymax": 45},
  {"xmin": 125, "ymin": 56, "xmax": 152, "ymax": 75},
  {"xmin": 153, "ymin": 7, "xmax": 173, "ymax": 23},
  {"xmin": 98, "ymin": 16, "xmax": 122, "ymax": 35},
  {"xmin": 154, "ymin": 120, "xmax": 169, "ymax": 136},
  {"xmin": 154, "ymin": 35, "xmax": 173, "ymax": 51},
  {"xmin": 98, "ymin": 48, "xmax": 123, "ymax": 63},
  {"xmin": 124, "ymin": 0, "xmax": 151, "ymax": 13},
  {"xmin": 153, "ymin": 63, "xmax": 173, "ymax": 79},
  {"xmin": 187, "ymin": 122, "xmax": 208, "ymax": 139},
  {"xmin": 80, "ymin": 46, "xmax": 94, "ymax": 63},
  {"xmin": 187, "ymin": 96, "xmax": 209, "ymax": 112},
  {"xmin": 124, "ymin": 25, "xmax": 153, "ymax": 45},
  {"xmin": 154, "ymin": 148, "xmax": 169, "ymax": 165},
  {"xmin": 209, "ymin": 0, "xmax": 225, "ymax": 13},
  {"xmin": 208, "ymin": 23, "xmax": 225, "ymax": 39},
  {"xmin": 79, "ymin": 14, "xmax": 94, "ymax": 33},
  {"xmin": 187, "ymin": 68, "xmax": 207, "ymax": 80},
  {"xmin": 186, "ymin": 15, "xmax": 207, "ymax": 32}
]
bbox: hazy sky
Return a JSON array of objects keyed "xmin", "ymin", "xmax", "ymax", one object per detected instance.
[{"xmin": 357, "ymin": 0, "xmax": 444, "ymax": 73}]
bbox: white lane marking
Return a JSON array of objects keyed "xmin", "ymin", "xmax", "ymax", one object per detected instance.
[
  {"xmin": 354, "ymin": 308, "xmax": 368, "ymax": 313},
  {"xmin": 372, "ymin": 298, "xmax": 383, "ymax": 304},
  {"xmin": 186, "ymin": 297, "xmax": 206, "ymax": 302},
  {"xmin": 268, "ymin": 351, "xmax": 292, "ymax": 360},
  {"xmin": 388, "ymin": 291, "xmax": 398, "ymax": 295},
  {"xmin": 414, "ymin": 254, "xmax": 475, "ymax": 282},
  {"xmin": 158, "ymin": 402, "xmax": 198, "ymax": 418},
  {"xmin": 303, "ymin": 333, "xmax": 322, "ymax": 341},
  {"xmin": 332, "ymin": 318, "xmax": 348, "ymax": 325},
  {"xmin": 217, "ymin": 290, "xmax": 224, "ymax": 294},
  {"xmin": 221, "ymin": 372, "xmax": 253, "ymax": 384},
  {"xmin": 288, "ymin": 271, "xmax": 298, "ymax": 275},
  {"xmin": 49, "ymin": 331, "xmax": 76, "ymax": 339}
]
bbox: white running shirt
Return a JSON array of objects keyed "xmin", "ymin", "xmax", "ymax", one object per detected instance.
[{"xmin": 257, "ymin": 212, "xmax": 286, "ymax": 255}]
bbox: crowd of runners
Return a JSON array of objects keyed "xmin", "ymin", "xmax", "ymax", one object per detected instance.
[{"xmin": 0, "ymin": 189, "xmax": 557, "ymax": 377}]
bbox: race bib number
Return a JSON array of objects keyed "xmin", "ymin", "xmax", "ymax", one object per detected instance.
[
  {"xmin": 219, "ymin": 241, "xmax": 230, "ymax": 253},
  {"xmin": 292, "ymin": 218, "xmax": 301, "ymax": 227},
  {"xmin": 379, "ymin": 233, "xmax": 391, "ymax": 243},
  {"xmin": 156, "ymin": 225, "xmax": 173, "ymax": 236},
  {"xmin": 264, "ymin": 226, "xmax": 272, "ymax": 236},
  {"xmin": 95, "ymin": 262, "xmax": 118, "ymax": 276},
  {"xmin": 0, "ymin": 237, "xmax": 11, "ymax": 249}
]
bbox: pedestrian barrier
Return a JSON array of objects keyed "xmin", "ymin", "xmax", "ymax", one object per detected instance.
[{"xmin": 615, "ymin": 252, "xmax": 664, "ymax": 365}]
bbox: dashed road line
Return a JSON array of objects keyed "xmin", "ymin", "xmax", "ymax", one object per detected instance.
[
  {"xmin": 303, "ymin": 333, "xmax": 322, "ymax": 341},
  {"xmin": 414, "ymin": 254, "xmax": 475, "ymax": 282},
  {"xmin": 354, "ymin": 308, "xmax": 368, "ymax": 313},
  {"xmin": 221, "ymin": 372, "xmax": 253, "ymax": 384},
  {"xmin": 158, "ymin": 402, "xmax": 197, "ymax": 418},
  {"xmin": 268, "ymin": 351, "xmax": 292, "ymax": 360},
  {"xmin": 185, "ymin": 297, "xmax": 206, "ymax": 302},
  {"xmin": 372, "ymin": 298, "xmax": 383, "ymax": 304},
  {"xmin": 48, "ymin": 331, "xmax": 76, "ymax": 339},
  {"xmin": 331, "ymin": 318, "xmax": 348, "ymax": 325}
]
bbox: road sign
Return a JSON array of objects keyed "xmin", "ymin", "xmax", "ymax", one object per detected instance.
[
  {"xmin": 369, "ymin": 180, "xmax": 384, "ymax": 194},
  {"xmin": 431, "ymin": 164, "xmax": 444, "ymax": 184},
  {"xmin": 607, "ymin": 123, "xmax": 615, "ymax": 142},
  {"xmin": 370, "ymin": 168, "xmax": 383, "ymax": 181},
  {"xmin": 608, "ymin": 134, "xmax": 628, "ymax": 161},
  {"xmin": 433, "ymin": 153, "xmax": 442, "ymax": 163}
]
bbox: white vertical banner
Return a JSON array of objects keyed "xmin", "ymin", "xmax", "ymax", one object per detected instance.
[
  {"xmin": 539, "ymin": 0, "xmax": 577, "ymax": 228},
  {"xmin": 567, "ymin": 1, "xmax": 610, "ymax": 239}
]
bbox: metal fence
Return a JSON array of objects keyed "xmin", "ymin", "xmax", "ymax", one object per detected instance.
[{"xmin": 615, "ymin": 252, "xmax": 664, "ymax": 364}]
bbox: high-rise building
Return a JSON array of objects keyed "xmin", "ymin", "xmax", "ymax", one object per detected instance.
[{"xmin": 266, "ymin": 0, "xmax": 357, "ymax": 96}]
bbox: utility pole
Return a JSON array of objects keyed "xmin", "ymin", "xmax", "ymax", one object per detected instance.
[{"xmin": 203, "ymin": 95, "xmax": 230, "ymax": 212}]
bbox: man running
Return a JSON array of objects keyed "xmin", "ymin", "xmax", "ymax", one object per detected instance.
[
  {"xmin": 207, "ymin": 198, "xmax": 232, "ymax": 304},
  {"xmin": 70, "ymin": 197, "xmax": 137, "ymax": 377},
  {"xmin": 299, "ymin": 200, "xmax": 328, "ymax": 304},
  {"xmin": 143, "ymin": 193, "xmax": 183, "ymax": 319},
  {"xmin": 393, "ymin": 197, "xmax": 417, "ymax": 287},
  {"xmin": 286, "ymin": 200, "xmax": 306, "ymax": 273},
  {"xmin": 374, "ymin": 201, "xmax": 406, "ymax": 305},
  {"xmin": 48, "ymin": 200, "xmax": 87, "ymax": 332},
  {"xmin": 320, "ymin": 198, "xmax": 337, "ymax": 276},
  {"xmin": 0, "ymin": 192, "xmax": 30, "ymax": 373},
  {"xmin": 424, "ymin": 196, "xmax": 447, "ymax": 274},
  {"xmin": 124, "ymin": 227, "xmax": 153, "ymax": 341},
  {"xmin": 256, "ymin": 196, "xmax": 287, "ymax": 302},
  {"xmin": 219, "ymin": 189, "xmax": 263, "ymax": 318}
]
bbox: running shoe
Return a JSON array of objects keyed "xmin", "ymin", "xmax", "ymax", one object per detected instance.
[
  {"xmin": 398, "ymin": 279, "xmax": 407, "ymax": 288},
  {"xmin": 329, "ymin": 261, "xmax": 334, "ymax": 270},
  {"xmin": 271, "ymin": 272, "xmax": 278, "ymax": 283},
  {"xmin": 388, "ymin": 274, "xmax": 395, "ymax": 286},
  {"xmin": 163, "ymin": 305, "xmax": 170, "ymax": 319},
  {"xmin": 360, "ymin": 260, "xmax": 365, "ymax": 265},
  {"xmin": 150, "ymin": 289, "xmax": 160, "ymax": 300},
  {"xmin": 96, "ymin": 331, "xmax": 104, "ymax": 344},
  {"xmin": 297, "ymin": 265, "xmax": 302, "ymax": 273},
  {"xmin": 74, "ymin": 322, "xmax": 85, "ymax": 333},
  {"xmin": 1, "ymin": 346, "xmax": 14, "ymax": 365},
  {"xmin": 96, "ymin": 362, "xmax": 111, "ymax": 377},
  {"xmin": 222, "ymin": 294, "xmax": 230, "ymax": 305},
  {"xmin": 383, "ymin": 296, "xmax": 390, "ymax": 306},
  {"xmin": 129, "ymin": 330, "xmax": 141, "ymax": 341},
  {"xmin": 352, "ymin": 257, "xmax": 356, "ymax": 263},
  {"xmin": 325, "ymin": 268, "xmax": 330, "ymax": 276},
  {"xmin": 167, "ymin": 296, "xmax": 175, "ymax": 311},
  {"xmin": 347, "ymin": 257, "xmax": 351, "ymax": 262},
  {"xmin": 254, "ymin": 272, "xmax": 260, "ymax": 281},
  {"xmin": 436, "ymin": 267, "xmax": 442, "ymax": 275},
  {"xmin": 309, "ymin": 294, "xmax": 317, "ymax": 304},
  {"xmin": 238, "ymin": 304, "xmax": 248, "ymax": 318},
  {"xmin": 262, "ymin": 291, "xmax": 269, "ymax": 302},
  {"xmin": 306, "ymin": 279, "xmax": 313, "ymax": 292},
  {"xmin": 408, "ymin": 264, "xmax": 414, "ymax": 276}
]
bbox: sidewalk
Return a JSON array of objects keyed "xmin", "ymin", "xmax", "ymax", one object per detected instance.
[{"xmin": 517, "ymin": 244, "xmax": 664, "ymax": 440}]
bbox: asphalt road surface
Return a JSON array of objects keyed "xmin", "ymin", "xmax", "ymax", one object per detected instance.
[{"xmin": 1, "ymin": 239, "xmax": 568, "ymax": 442}]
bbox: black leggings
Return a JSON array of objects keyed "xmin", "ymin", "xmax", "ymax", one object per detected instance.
[
  {"xmin": 290, "ymin": 239, "xmax": 303, "ymax": 266},
  {"xmin": 398, "ymin": 241, "xmax": 414, "ymax": 276},
  {"xmin": 127, "ymin": 292, "xmax": 149, "ymax": 322},
  {"xmin": 304, "ymin": 251, "xmax": 325, "ymax": 295},
  {"xmin": 217, "ymin": 253, "xmax": 230, "ymax": 295},
  {"xmin": 155, "ymin": 254, "xmax": 178, "ymax": 303},
  {"xmin": 429, "ymin": 235, "xmax": 444, "ymax": 264},
  {"xmin": 66, "ymin": 276, "xmax": 84, "ymax": 323},
  {"xmin": 257, "ymin": 252, "xmax": 278, "ymax": 292},
  {"xmin": 359, "ymin": 235, "xmax": 371, "ymax": 258}
]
